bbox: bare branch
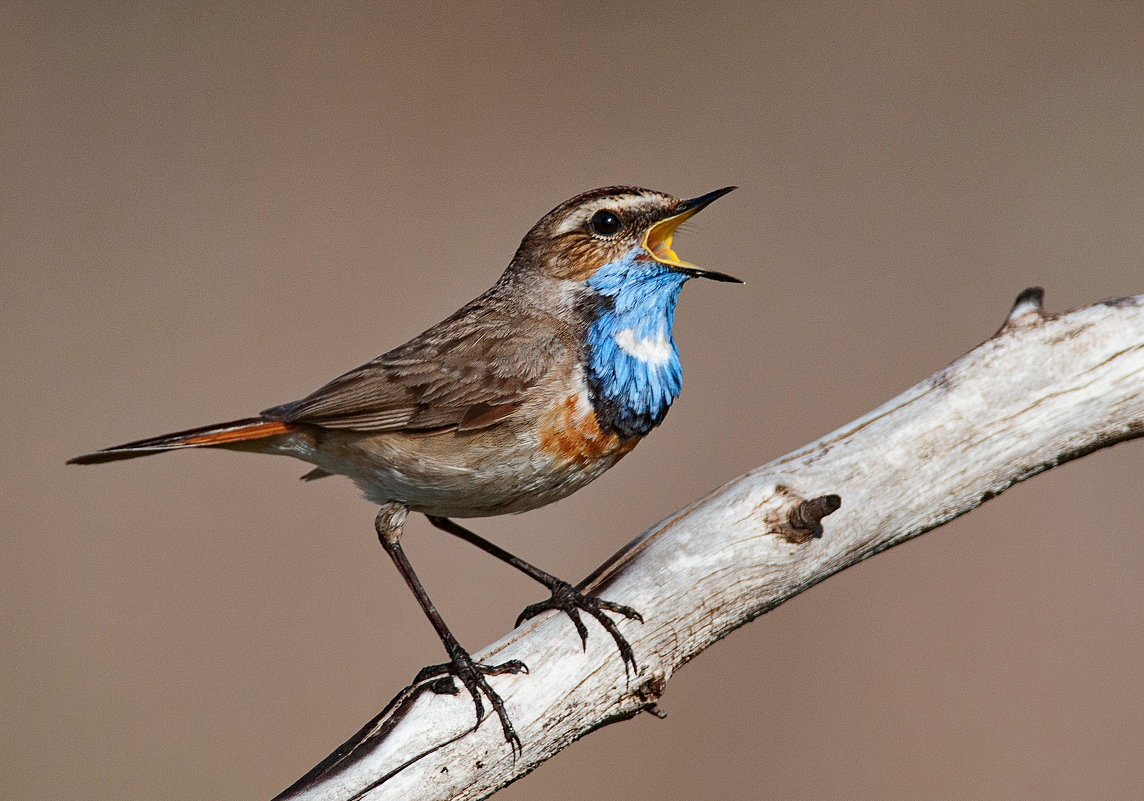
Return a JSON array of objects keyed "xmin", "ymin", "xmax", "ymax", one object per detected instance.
[{"xmin": 274, "ymin": 290, "xmax": 1144, "ymax": 801}]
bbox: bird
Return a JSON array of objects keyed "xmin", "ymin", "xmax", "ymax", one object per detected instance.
[{"xmin": 70, "ymin": 184, "xmax": 740, "ymax": 748}]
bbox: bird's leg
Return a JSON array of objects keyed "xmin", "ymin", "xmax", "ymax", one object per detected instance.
[
  {"xmin": 375, "ymin": 504, "xmax": 526, "ymax": 751},
  {"xmin": 426, "ymin": 515, "xmax": 642, "ymax": 673}
]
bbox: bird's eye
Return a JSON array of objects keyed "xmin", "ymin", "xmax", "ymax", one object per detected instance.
[{"xmin": 589, "ymin": 209, "xmax": 623, "ymax": 237}]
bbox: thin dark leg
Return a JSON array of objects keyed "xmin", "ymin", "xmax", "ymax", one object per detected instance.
[
  {"xmin": 377, "ymin": 515, "xmax": 526, "ymax": 751},
  {"xmin": 426, "ymin": 515, "xmax": 642, "ymax": 672}
]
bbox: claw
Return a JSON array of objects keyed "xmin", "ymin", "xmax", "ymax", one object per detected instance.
[
  {"xmin": 594, "ymin": 599, "xmax": 644, "ymax": 624},
  {"xmin": 516, "ymin": 580, "xmax": 643, "ymax": 672},
  {"xmin": 414, "ymin": 653, "xmax": 528, "ymax": 753}
]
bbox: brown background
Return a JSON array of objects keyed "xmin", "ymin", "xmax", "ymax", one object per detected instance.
[{"xmin": 5, "ymin": 2, "xmax": 1143, "ymax": 799}]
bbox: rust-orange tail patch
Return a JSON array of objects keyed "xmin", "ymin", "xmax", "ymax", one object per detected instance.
[
  {"xmin": 68, "ymin": 417, "xmax": 295, "ymax": 465},
  {"xmin": 179, "ymin": 419, "xmax": 293, "ymax": 446}
]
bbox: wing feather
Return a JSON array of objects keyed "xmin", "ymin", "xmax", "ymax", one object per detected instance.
[{"xmin": 262, "ymin": 294, "xmax": 573, "ymax": 433}]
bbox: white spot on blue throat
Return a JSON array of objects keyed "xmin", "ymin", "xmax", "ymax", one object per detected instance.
[
  {"xmin": 614, "ymin": 328, "xmax": 673, "ymax": 365},
  {"xmin": 585, "ymin": 249, "xmax": 688, "ymax": 437}
]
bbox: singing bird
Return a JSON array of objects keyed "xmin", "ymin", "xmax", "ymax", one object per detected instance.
[{"xmin": 71, "ymin": 185, "xmax": 740, "ymax": 746}]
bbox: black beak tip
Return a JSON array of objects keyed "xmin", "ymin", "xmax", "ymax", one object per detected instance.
[
  {"xmin": 687, "ymin": 268, "xmax": 743, "ymax": 284},
  {"xmin": 679, "ymin": 185, "xmax": 738, "ymax": 212}
]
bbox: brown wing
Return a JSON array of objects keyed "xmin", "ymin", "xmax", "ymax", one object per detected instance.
[{"xmin": 261, "ymin": 295, "xmax": 571, "ymax": 433}]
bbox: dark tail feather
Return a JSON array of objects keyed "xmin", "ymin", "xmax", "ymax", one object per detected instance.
[{"xmin": 68, "ymin": 417, "xmax": 295, "ymax": 465}]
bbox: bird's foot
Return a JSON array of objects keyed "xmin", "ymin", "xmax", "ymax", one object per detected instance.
[
  {"xmin": 415, "ymin": 647, "xmax": 528, "ymax": 753},
  {"xmin": 516, "ymin": 581, "xmax": 643, "ymax": 673}
]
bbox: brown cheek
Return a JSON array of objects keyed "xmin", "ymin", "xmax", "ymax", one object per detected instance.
[{"xmin": 545, "ymin": 236, "xmax": 629, "ymax": 281}]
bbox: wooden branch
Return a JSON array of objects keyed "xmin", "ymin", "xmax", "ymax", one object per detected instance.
[{"xmin": 274, "ymin": 289, "xmax": 1144, "ymax": 801}]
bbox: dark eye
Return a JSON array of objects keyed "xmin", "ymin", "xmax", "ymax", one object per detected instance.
[{"xmin": 589, "ymin": 209, "xmax": 623, "ymax": 237}]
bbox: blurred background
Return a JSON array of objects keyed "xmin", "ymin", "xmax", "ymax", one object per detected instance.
[{"xmin": 5, "ymin": 2, "xmax": 1143, "ymax": 799}]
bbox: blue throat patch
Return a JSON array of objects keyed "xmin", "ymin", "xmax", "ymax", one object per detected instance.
[{"xmin": 585, "ymin": 250, "xmax": 689, "ymax": 438}]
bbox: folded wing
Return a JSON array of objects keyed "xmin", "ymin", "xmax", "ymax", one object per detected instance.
[{"xmin": 263, "ymin": 298, "xmax": 570, "ymax": 433}]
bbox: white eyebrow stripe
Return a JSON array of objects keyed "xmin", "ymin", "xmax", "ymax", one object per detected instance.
[
  {"xmin": 614, "ymin": 328, "xmax": 673, "ymax": 365},
  {"xmin": 552, "ymin": 195, "xmax": 648, "ymax": 235}
]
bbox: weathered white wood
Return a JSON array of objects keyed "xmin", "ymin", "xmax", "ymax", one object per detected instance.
[{"xmin": 275, "ymin": 290, "xmax": 1144, "ymax": 801}]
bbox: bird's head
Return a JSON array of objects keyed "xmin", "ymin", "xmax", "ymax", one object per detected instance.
[
  {"xmin": 507, "ymin": 185, "xmax": 740, "ymax": 290},
  {"xmin": 504, "ymin": 186, "xmax": 739, "ymax": 437}
]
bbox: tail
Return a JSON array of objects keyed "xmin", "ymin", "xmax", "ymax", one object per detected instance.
[{"xmin": 68, "ymin": 417, "xmax": 296, "ymax": 465}]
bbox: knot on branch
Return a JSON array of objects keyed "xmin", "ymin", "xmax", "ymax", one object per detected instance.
[
  {"xmin": 788, "ymin": 494, "xmax": 842, "ymax": 541},
  {"xmin": 636, "ymin": 673, "xmax": 669, "ymax": 719},
  {"xmin": 769, "ymin": 486, "xmax": 842, "ymax": 543}
]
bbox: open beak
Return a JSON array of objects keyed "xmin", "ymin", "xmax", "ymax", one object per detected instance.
[{"xmin": 642, "ymin": 186, "xmax": 742, "ymax": 283}]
